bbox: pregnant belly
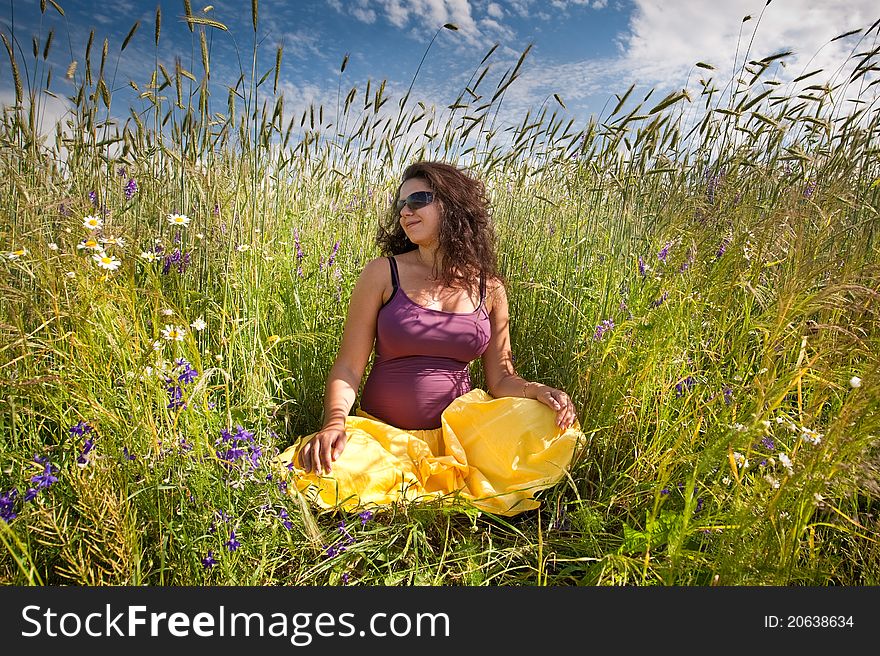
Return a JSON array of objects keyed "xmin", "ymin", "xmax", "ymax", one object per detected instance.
[{"xmin": 360, "ymin": 357, "xmax": 472, "ymax": 430}]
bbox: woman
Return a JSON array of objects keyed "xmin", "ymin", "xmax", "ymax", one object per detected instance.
[{"xmin": 279, "ymin": 161, "xmax": 583, "ymax": 516}]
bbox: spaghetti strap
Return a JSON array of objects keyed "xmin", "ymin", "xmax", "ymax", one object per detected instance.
[
  {"xmin": 388, "ymin": 256, "xmax": 399, "ymax": 291},
  {"xmin": 479, "ymin": 272, "xmax": 486, "ymax": 305}
]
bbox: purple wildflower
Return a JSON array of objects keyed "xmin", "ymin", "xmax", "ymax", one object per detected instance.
[
  {"xmin": 124, "ymin": 178, "xmax": 137, "ymax": 200},
  {"xmin": 88, "ymin": 191, "xmax": 97, "ymax": 205},
  {"xmin": 593, "ymin": 318, "xmax": 615, "ymax": 341},
  {"xmin": 649, "ymin": 292, "xmax": 668, "ymax": 309},
  {"xmin": 342, "ymin": 572, "xmax": 350, "ymax": 584},
  {"xmin": 30, "ymin": 462, "xmax": 58, "ymax": 490},
  {"xmin": 803, "ymin": 181, "xmax": 816, "ymax": 199},
  {"xmin": 165, "ymin": 384, "xmax": 186, "ymax": 410},
  {"xmin": 761, "ymin": 436, "xmax": 775, "ymax": 450},
  {"xmin": 77, "ymin": 437, "xmax": 96, "ymax": 467},
  {"xmin": 658, "ymin": 242, "xmax": 672, "ymax": 263},
  {"xmin": 122, "ymin": 446, "xmax": 136, "ymax": 461},
  {"xmin": 638, "ymin": 256, "xmax": 647, "ymax": 278},
  {"xmin": 0, "ymin": 489, "xmax": 18, "ymax": 523},
  {"xmin": 660, "ymin": 488, "xmax": 670, "ymax": 496},
  {"xmin": 24, "ymin": 488, "xmax": 38, "ymax": 502},
  {"xmin": 715, "ymin": 238, "xmax": 730, "ymax": 260},
  {"xmin": 358, "ymin": 510, "xmax": 373, "ymax": 526},
  {"xmin": 675, "ymin": 376, "xmax": 697, "ymax": 397},
  {"xmin": 69, "ymin": 420, "xmax": 94, "ymax": 438},
  {"xmin": 328, "ymin": 241, "xmax": 340, "ymax": 268},
  {"xmin": 225, "ymin": 530, "xmax": 241, "ymax": 552},
  {"xmin": 213, "ymin": 203, "xmax": 220, "ymax": 215},
  {"xmin": 202, "ymin": 551, "xmax": 217, "ymax": 568},
  {"xmin": 707, "ymin": 175, "xmax": 720, "ymax": 205},
  {"xmin": 162, "ymin": 248, "xmax": 191, "ymax": 275},
  {"xmin": 723, "ymin": 387, "xmax": 734, "ymax": 405}
]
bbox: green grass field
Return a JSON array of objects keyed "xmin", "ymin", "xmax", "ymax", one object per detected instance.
[{"xmin": 1, "ymin": 2, "xmax": 879, "ymax": 586}]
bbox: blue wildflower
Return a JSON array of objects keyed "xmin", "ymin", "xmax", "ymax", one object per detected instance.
[{"xmin": 202, "ymin": 551, "xmax": 217, "ymax": 568}]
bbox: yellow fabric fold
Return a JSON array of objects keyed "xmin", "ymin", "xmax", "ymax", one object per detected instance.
[{"xmin": 276, "ymin": 389, "xmax": 585, "ymax": 516}]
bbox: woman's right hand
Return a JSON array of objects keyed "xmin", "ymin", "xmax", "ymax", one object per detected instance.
[{"xmin": 298, "ymin": 426, "xmax": 348, "ymax": 475}]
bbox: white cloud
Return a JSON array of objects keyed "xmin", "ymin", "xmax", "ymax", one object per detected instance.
[
  {"xmin": 621, "ymin": 0, "xmax": 879, "ymax": 92},
  {"xmin": 486, "ymin": 2, "xmax": 505, "ymax": 19}
]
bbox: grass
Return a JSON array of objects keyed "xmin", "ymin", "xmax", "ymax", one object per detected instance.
[{"xmin": 0, "ymin": 2, "xmax": 879, "ymax": 586}]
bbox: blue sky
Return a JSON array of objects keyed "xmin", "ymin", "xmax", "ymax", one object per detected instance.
[{"xmin": 2, "ymin": 0, "xmax": 878, "ymax": 139}]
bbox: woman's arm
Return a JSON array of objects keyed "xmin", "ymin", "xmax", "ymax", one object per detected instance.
[
  {"xmin": 480, "ymin": 281, "xmax": 577, "ymax": 430},
  {"xmin": 299, "ymin": 257, "xmax": 387, "ymax": 474}
]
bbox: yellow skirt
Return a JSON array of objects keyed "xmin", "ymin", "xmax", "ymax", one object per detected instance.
[{"xmin": 276, "ymin": 389, "xmax": 585, "ymax": 517}]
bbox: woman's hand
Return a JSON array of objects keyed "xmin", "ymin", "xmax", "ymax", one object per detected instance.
[
  {"xmin": 298, "ymin": 426, "xmax": 348, "ymax": 475},
  {"xmin": 531, "ymin": 384, "xmax": 577, "ymax": 430}
]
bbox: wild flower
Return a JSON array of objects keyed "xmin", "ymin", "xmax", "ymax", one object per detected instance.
[
  {"xmin": 279, "ymin": 508, "xmax": 293, "ymax": 530},
  {"xmin": 801, "ymin": 428, "xmax": 823, "ymax": 445},
  {"xmin": 76, "ymin": 437, "xmax": 96, "ymax": 467},
  {"xmin": 0, "ymin": 489, "xmax": 18, "ymax": 523},
  {"xmin": 162, "ymin": 248, "xmax": 191, "ymax": 275},
  {"xmin": 236, "ymin": 244, "xmax": 250, "ymax": 252},
  {"xmin": 328, "ymin": 241, "xmax": 340, "ymax": 268},
  {"xmin": 649, "ymin": 292, "xmax": 668, "ymax": 308},
  {"xmin": 723, "ymin": 387, "xmax": 734, "ymax": 405},
  {"xmin": 167, "ymin": 213, "xmax": 191, "ymax": 228},
  {"xmin": 658, "ymin": 242, "xmax": 672, "ymax": 263},
  {"xmin": 732, "ymin": 452, "xmax": 749, "ymax": 469},
  {"xmin": 176, "ymin": 358, "xmax": 199, "ymax": 384},
  {"xmin": 77, "ymin": 238, "xmax": 101, "ymax": 251},
  {"xmin": 30, "ymin": 460, "xmax": 59, "ymax": 490},
  {"xmin": 83, "ymin": 215, "xmax": 103, "ymax": 230},
  {"xmin": 358, "ymin": 510, "xmax": 373, "ymax": 525},
  {"xmin": 675, "ymin": 376, "xmax": 696, "ymax": 397},
  {"xmin": 48, "ymin": 243, "xmax": 58, "ymax": 251},
  {"xmin": 593, "ymin": 318, "xmax": 614, "ymax": 341},
  {"xmin": 7, "ymin": 247, "xmax": 27, "ymax": 259},
  {"xmin": 140, "ymin": 251, "xmax": 160, "ymax": 262},
  {"xmin": 93, "ymin": 251, "xmax": 122, "ymax": 271},
  {"xmin": 88, "ymin": 191, "xmax": 98, "ymax": 205},
  {"xmin": 850, "ymin": 376, "xmax": 862, "ymax": 388},
  {"xmin": 100, "ymin": 236, "xmax": 126, "ymax": 248},
  {"xmin": 764, "ymin": 474, "xmax": 780, "ymax": 489},
  {"xmin": 23, "ymin": 488, "xmax": 38, "ymax": 502},
  {"xmin": 202, "ymin": 551, "xmax": 217, "ymax": 568},
  {"xmin": 190, "ymin": 317, "xmax": 207, "ymax": 331},
  {"xmin": 715, "ymin": 237, "xmax": 730, "ymax": 260},
  {"xmin": 638, "ymin": 256, "xmax": 647, "ymax": 278},
  {"xmin": 760, "ymin": 436, "xmax": 775, "ymax": 450},
  {"xmin": 124, "ymin": 178, "xmax": 137, "ymax": 200},
  {"xmin": 161, "ymin": 325, "xmax": 186, "ymax": 341},
  {"xmin": 225, "ymin": 530, "xmax": 241, "ymax": 552},
  {"xmin": 778, "ymin": 452, "xmax": 794, "ymax": 475},
  {"xmin": 803, "ymin": 181, "xmax": 816, "ymax": 198},
  {"xmin": 70, "ymin": 420, "xmax": 94, "ymax": 438},
  {"xmin": 122, "ymin": 446, "xmax": 136, "ymax": 461}
]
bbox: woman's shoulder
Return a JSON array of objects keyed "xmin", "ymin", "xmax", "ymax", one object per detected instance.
[{"xmin": 483, "ymin": 275, "xmax": 507, "ymax": 313}]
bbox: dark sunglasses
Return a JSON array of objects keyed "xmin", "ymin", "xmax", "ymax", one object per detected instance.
[{"xmin": 395, "ymin": 191, "xmax": 434, "ymax": 213}]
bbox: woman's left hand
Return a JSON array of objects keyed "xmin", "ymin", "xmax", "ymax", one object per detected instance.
[{"xmin": 533, "ymin": 384, "xmax": 577, "ymax": 430}]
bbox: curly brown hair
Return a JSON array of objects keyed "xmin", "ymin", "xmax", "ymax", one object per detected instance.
[{"xmin": 376, "ymin": 161, "xmax": 503, "ymax": 292}]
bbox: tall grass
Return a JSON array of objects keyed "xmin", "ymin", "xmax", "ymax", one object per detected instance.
[{"xmin": 1, "ymin": 2, "xmax": 879, "ymax": 585}]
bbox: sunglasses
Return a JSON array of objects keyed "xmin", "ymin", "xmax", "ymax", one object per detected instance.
[{"xmin": 395, "ymin": 191, "xmax": 434, "ymax": 213}]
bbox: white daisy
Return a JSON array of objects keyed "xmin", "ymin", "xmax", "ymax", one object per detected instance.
[
  {"xmin": 93, "ymin": 251, "xmax": 122, "ymax": 271},
  {"xmin": 167, "ymin": 213, "xmax": 191, "ymax": 228},
  {"xmin": 152, "ymin": 340, "xmax": 163, "ymax": 351},
  {"xmin": 77, "ymin": 238, "xmax": 102, "ymax": 251},
  {"xmin": 778, "ymin": 452, "xmax": 794, "ymax": 475},
  {"xmin": 65, "ymin": 271, "xmax": 75, "ymax": 278},
  {"xmin": 161, "ymin": 324, "xmax": 186, "ymax": 341},
  {"xmin": 7, "ymin": 248, "xmax": 27, "ymax": 259},
  {"xmin": 48, "ymin": 243, "xmax": 59, "ymax": 251},
  {"xmin": 190, "ymin": 317, "xmax": 207, "ymax": 331},
  {"xmin": 850, "ymin": 376, "xmax": 862, "ymax": 388},
  {"xmin": 236, "ymin": 244, "xmax": 250, "ymax": 252},
  {"xmin": 100, "ymin": 236, "xmax": 126, "ymax": 248},
  {"xmin": 140, "ymin": 251, "xmax": 160, "ymax": 262},
  {"xmin": 83, "ymin": 215, "xmax": 103, "ymax": 230},
  {"xmin": 161, "ymin": 308, "xmax": 174, "ymax": 316}
]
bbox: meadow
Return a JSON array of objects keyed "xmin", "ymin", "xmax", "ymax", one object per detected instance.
[{"xmin": 1, "ymin": 1, "xmax": 879, "ymax": 586}]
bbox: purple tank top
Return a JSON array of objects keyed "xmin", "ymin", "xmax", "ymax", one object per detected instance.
[{"xmin": 360, "ymin": 256, "xmax": 491, "ymax": 429}]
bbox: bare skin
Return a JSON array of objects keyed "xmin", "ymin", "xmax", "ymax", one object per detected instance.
[{"xmin": 298, "ymin": 178, "xmax": 578, "ymax": 475}]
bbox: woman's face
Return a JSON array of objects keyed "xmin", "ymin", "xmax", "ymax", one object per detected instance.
[{"xmin": 397, "ymin": 177, "xmax": 440, "ymax": 247}]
